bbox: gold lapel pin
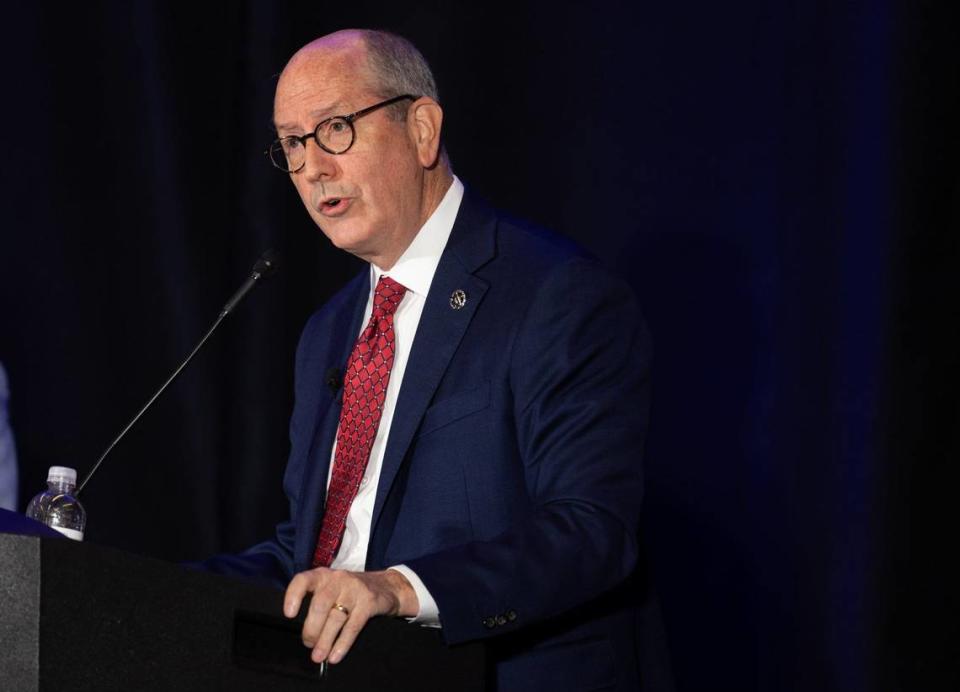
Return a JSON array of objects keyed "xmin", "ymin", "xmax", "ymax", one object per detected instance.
[{"xmin": 450, "ymin": 289, "xmax": 467, "ymax": 310}]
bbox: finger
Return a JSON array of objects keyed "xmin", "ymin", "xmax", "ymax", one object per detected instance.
[
  {"xmin": 328, "ymin": 609, "xmax": 368, "ymax": 664},
  {"xmin": 302, "ymin": 588, "xmax": 337, "ymax": 647},
  {"xmin": 284, "ymin": 571, "xmax": 315, "ymax": 618},
  {"xmin": 312, "ymin": 605, "xmax": 350, "ymax": 663}
]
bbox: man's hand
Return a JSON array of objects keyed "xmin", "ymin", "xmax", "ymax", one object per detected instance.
[{"xmin": 284, "ymin": 568, "xmax": 419, "ymax": 664}]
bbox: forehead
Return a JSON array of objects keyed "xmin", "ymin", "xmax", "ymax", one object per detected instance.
[{"xmin": 274, "ymin": 45, "xmax": 373, "ymax": 129}]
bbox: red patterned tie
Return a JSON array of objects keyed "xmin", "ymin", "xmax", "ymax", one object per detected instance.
[{"xmin": 312, "ymin": 276, "xmax": 407, "ymax": 568}]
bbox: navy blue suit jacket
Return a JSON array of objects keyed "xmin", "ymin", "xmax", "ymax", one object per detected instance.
[{"xmin": 203, "ymin": 190, "xmax": 672, "ymax": 690}]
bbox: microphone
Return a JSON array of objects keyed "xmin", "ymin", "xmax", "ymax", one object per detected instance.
[
  {"xmin": 76, "ymin": 249, "xmax": 281, "ymax": 496},
  {"xmin": 221, "ymin": 249, "xmax": 280, "ymax": 318},
  {"xmin": 325, "ymin": 367, "xmax": 342, "ymax": 394}
]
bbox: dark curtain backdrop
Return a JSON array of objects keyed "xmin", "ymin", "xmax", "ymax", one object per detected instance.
[{"xmin": 0, "ymin": 2, "xmax": 956, "ymax": 691}]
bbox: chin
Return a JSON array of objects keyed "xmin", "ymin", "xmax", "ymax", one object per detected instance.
[{"xmin": 320, "ymin": 223, "xmax": 377, "ymax": 259}]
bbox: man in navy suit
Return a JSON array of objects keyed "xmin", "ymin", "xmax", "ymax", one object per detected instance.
[{"xmin": 203, "ymin": 29, "xmax": 671, "ymax": 690}]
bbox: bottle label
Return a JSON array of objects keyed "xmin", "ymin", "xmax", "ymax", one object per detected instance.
[{"xmin": 51, "ymin": 526, "xmax": 84, "ymax": 541}]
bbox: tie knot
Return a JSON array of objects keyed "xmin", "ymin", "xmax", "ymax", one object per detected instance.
[{"xmin": 373, "ymin": 275, "xmax": 407, "ymax": 317}]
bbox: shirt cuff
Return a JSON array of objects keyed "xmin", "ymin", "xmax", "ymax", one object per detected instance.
[{"xmin": 387, "ymin": 564, "xmax": 441, "ymax": 627}]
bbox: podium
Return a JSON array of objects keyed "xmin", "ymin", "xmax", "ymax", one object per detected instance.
[{"xmin": 0, "ymin": 531, "xmax": 485, "ymax": 691}]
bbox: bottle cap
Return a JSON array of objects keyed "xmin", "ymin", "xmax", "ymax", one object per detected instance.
[{"xmin": 47, "ymin": 466, "xmax": 77, "ymax": 485}]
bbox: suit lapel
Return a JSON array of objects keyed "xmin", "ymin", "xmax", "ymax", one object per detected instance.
[{"xmin": 369, "ymin": 191, "xmax": 497, "ymax": 544}]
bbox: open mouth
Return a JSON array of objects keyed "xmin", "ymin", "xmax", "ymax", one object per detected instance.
[{"xmin": 319, "ymin": 197, "xmax": 352, "ymax": 216}]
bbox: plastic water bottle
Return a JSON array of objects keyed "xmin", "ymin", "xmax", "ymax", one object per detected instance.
[{"xmin": 25, "ymin": 466, "xmax": 86, "ymax": 541}]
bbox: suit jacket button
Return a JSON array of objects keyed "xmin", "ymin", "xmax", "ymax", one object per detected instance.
[
  {"xmin": 506, "ymin": 609, "xmax": 517, "ymax": 622},
  {"xmin": 495, "ymin": 614, "xmax": 507, "ymax": 626},
  {"xmin": 482, "ymin": 617, "xmax": 496, "ymax": 629}
]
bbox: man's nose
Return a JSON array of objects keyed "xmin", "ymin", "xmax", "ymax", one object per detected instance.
[{"xmin": 301, "ymin": 137, "xmax": 338, "ymax": 181}]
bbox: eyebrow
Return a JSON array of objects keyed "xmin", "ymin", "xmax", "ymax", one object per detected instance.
[{"xmin": 274, "ymin": 101, "xmax": 347, "ymax": 134}]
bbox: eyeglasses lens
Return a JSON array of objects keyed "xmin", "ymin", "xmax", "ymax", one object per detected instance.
[{"xmin": 318, "ymin": 118, "xmax": 354, "ymax": 154}]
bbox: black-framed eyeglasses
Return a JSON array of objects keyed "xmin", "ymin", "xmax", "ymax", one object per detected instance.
[{"xmin": 266, "ymin": 94, "xmax": 418, "ymax": 173}]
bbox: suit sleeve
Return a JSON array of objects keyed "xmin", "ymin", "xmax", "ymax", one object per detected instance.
[{"xmin": 403, "ymin": 258, "xmax": 651, "ymax": 644}]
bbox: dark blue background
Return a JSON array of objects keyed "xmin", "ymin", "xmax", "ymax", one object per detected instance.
[{"xmin": 1, "ymin": 2, "xmax": 956, "ymax": 690}]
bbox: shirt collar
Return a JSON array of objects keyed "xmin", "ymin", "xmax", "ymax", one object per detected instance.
[{"xmin": 371, "ymin": 175, "xmax": 465, "ymax": 297}]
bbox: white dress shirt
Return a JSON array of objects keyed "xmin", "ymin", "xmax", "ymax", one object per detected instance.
[{"xmin": 327, "ymin": 176, "xmax": 465, "ymax": 625}]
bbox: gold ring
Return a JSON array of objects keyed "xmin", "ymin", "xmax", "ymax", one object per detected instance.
[{"xmin": 332, "ymin": 603, "xmax": 349, "ymax": 616}]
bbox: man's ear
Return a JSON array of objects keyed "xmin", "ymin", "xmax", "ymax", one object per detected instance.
[{"xmin": 408, "ymin": 98, "xmax": 443, "ymax": 168}]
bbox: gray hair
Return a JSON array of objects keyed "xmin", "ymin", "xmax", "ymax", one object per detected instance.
[{"xmin": 361, "ymin": 30, "xmax": 439, "ymax": 120}]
